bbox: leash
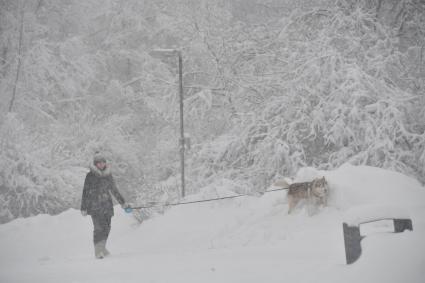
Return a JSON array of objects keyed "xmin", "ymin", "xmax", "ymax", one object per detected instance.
[{"xmin": 129, "ymin": 187, "xmax": 288, "ymax": 210}]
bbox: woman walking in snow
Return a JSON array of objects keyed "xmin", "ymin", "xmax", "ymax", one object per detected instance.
[{"xmin": 81, "ymin": 152, "xmax": 129, "ymax": 259}]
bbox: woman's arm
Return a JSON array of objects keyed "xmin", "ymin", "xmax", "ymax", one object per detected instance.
[
  {"xmin": 109, "ymin": 175, "xmax": 125, "ymax": 205},
  {"xmin": 81, "ymin": 174, "xmax": 91, "ymax": 211}
]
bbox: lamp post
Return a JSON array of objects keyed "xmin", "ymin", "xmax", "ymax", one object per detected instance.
[{"xmin": 150, "ymin": 49, "xmax": 185, "ymax": 198}]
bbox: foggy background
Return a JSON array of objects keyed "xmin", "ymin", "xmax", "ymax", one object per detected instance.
[{"xmin": 0, "ymin": 0, "xmax": 424, "ymax": 223}]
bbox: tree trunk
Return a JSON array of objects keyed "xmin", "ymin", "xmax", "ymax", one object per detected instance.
[{"xmin": 8, "ymin": 2, "xmax": 25, "ymax": 112}]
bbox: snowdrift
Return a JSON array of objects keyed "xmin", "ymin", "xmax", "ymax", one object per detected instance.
[{"xmin": 0, "ymin": 165, "xmax": 424, "ymax": 283}]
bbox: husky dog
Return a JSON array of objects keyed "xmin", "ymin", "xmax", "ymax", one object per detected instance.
[{"xmin": 274, "ymin": 177, "xmax": 329, "ymax": 214}]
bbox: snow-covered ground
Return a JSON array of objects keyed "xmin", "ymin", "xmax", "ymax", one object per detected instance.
[{"xmin": 1, "ymin": 164, "xmax": 424, "ymax": 283}]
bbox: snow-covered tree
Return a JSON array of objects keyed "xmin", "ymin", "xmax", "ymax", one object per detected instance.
[{"xmin": 0, "ymin": 0, "xmax": 423, "ymax": 223}]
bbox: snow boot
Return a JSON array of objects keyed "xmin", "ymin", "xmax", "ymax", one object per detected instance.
[
  {"xmin": 101, "ymin": 240, "xmax": 110, "ymax": 257},
  {"xmin": 97, "ymin": 240, "xmax": 110, "ymax": 257},
  {"xmin": 94, "ymin": 242, "xmax": 105, "ymax": 259}
]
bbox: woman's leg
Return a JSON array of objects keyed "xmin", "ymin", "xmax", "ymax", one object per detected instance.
[
  {"xmin": 91, "ymin": 214, "xmax": 111, "ymax": 258},
  {"xmin": 103, "ymin": 216, "xmax": 112, "ymax": 255}
]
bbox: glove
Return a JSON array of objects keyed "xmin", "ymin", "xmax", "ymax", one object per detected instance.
[{"xmin": 81, "ymin": 210, "xmax": 88, "ymax": 217}]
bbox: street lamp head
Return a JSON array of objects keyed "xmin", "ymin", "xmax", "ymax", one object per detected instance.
[{"xmin": 150, "ymin": 49, "xmax": 181, "ymax": 58}]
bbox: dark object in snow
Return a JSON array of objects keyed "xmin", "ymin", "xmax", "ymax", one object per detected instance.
[
  {"xmin": 81, "ymin": 159, "xmax": 127, "ymax": 259},
  {"xmin": 81, "ymin": 164, "xmax": 125, "ymax": 217},
  {"xmin": 343, "ymin": 218, "xmax": 413, "ymax": 264}
]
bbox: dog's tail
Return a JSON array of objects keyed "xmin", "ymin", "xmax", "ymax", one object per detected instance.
[{"xmin": 273, "ymin": 178, "xmax": 291, "ymax": 189}]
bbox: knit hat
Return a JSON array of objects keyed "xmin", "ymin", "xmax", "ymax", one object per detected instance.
[{"xmin": 93, "ymin": 152, "xmax": 107, "ymax": 164}]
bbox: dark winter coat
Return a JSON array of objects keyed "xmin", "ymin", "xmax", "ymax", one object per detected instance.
[{"xmin": 81, "ymin": 165, "xmax": 125, "ymax": 217}]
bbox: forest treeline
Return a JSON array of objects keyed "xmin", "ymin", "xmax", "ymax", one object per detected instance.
[{"xmin": 0, "ymin": 0, "xmax": 424, "ymax": 223}]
